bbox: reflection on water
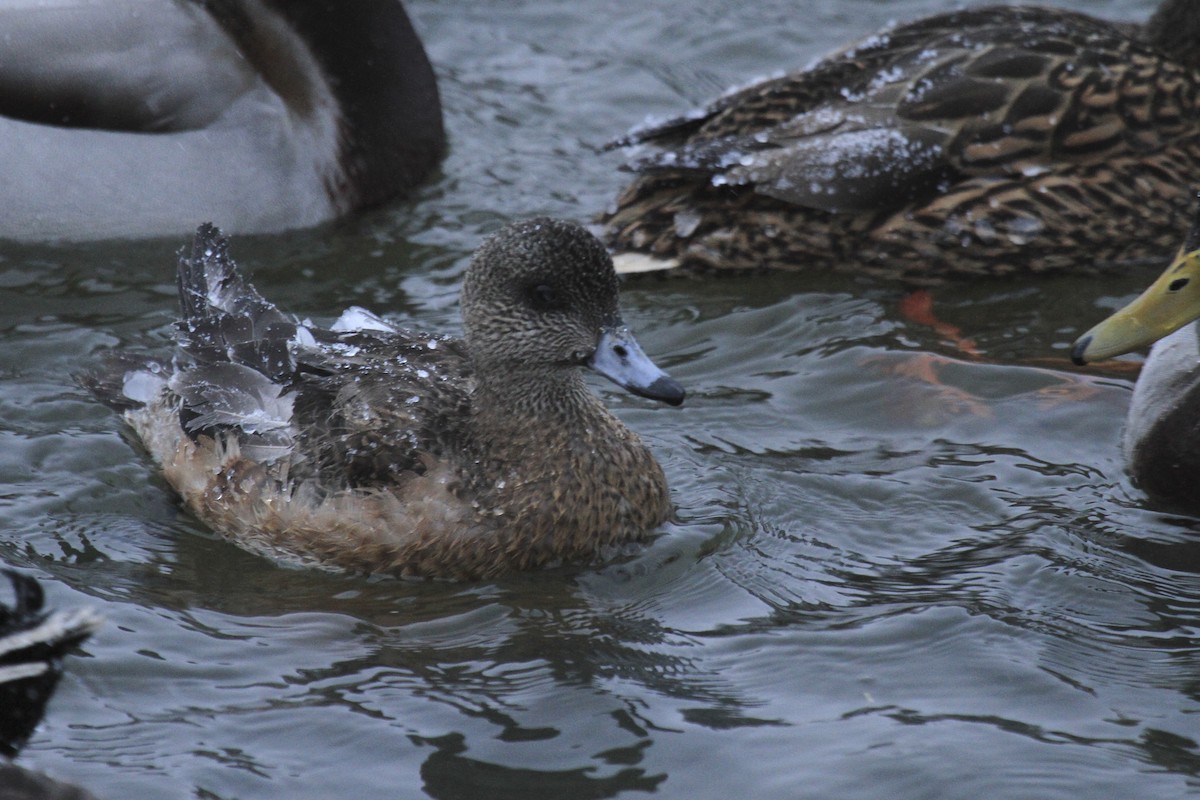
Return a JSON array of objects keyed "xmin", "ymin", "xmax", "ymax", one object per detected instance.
[{"xmin": 4, "ymin": 0, "xmax": 1200, "ymax": 797}]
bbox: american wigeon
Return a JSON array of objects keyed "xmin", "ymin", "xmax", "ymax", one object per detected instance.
[
  {"xmin": 601, "ymin": 0, "xmax": 1200, "ymax": 283},
  {"xmin": 0, "ymin": 0, "xmax": 444, "ymax": 241},
  {"xmin": 82, "ymin": 220, "xmax": 684, "ymax": 579}
]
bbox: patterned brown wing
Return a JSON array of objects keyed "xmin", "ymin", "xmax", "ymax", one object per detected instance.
[{"xmin": 288, "ymin": 329, "xmax": 473, "ymax": 491}]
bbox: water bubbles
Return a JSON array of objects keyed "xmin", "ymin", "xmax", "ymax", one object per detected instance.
[
  {"xmin": 1005, "ymin": 215, "xmax": 1045, "ymax": 245},
  {"xmin": 673, "ymin": 210, "xmax": 702, "ymax": 238},
  {"xmin": 869, "ymin": 65, "xmax": 905, "ymax": 89},
  {"xmin": 973, "ymin": 218, "xmax": 998, "ymax": 242},
  {"xmin": 717, "ymin": 150, "xmax": 747, "ymax": 169},
  {"xmin": 329, "ymin": 342, "xmax": 361, "ymax": 357}
]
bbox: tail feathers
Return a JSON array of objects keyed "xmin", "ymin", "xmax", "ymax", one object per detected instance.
[
  {"xmin": 0, "ymin": 570, "xmax": 100, "ymax": 666},
  {"xmin": 0, "ymin": 571, "xmax": 100, "ymax": 758},
  {"xmin": 177, "ymin": 223, "xmax": 283, "ymax": 326},
  {"xmin": 176, "ymin": 224, "xmax": 302, "ymax": 383},
  {"xmin": 171, "ymin": 363, "xmax": 297, "ymax": 461},
  {"xmin": 0, "ymin": 606, "xmax": 101, "ymax": 678}
]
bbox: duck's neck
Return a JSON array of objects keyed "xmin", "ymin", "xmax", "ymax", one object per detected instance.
[
  {"xmin": 212, "ymin": 0, "xmax": 445, "ymax": 208},
  {"xmin": 467, "ymin": 365, "xmax": 649, "ymax": 487},
  {"xmin": 1145, "ymin": 0, "xmax": 1200, "ymax": 71},
  {"xmin": 464, "ymin": 366, "xmax": 671, "ymax": 556},
  {"xmin": 470, "ymin": 367, "xmax": 610, "ymax": 435}
]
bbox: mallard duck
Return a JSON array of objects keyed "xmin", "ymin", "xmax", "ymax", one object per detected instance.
[
  {"xmin": 1072, "ymin": 199, "xmax": 1200, "ymax": 513},
  {"xmin": 601, "ymin": 0, "xmax": 1200, "ymax": 283},
  {"xmin": 0, "ymin": 765, "xmax": 97, "ymax": 800},
  {"xmin": 0, "ymin": 570, "xmax": 100, "ymax": 800},
  {"xmin": 0, "ymin": 570, "xmax": 99, "ymax": 759},
  {"xmin": 0, "ymin": 0, "xmax": 444, "ymax": 242},
  {"xmin": 81, "ymin": 220, "xmax": 684, "ymax": 580}
]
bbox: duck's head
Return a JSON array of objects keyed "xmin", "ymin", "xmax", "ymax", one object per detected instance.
[
  {"xmin": 1072, "ymin": 203, "xmax": 1200, "ymax": 365},
  {"xmin": 461, "ymin": 218, "xmax": 684, "ymax": 406},
  {"xmin": 1145, "ymin": 0, "xmax": 1200, "ymax": 72}
]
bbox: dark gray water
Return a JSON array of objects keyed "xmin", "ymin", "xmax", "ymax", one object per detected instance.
[{"xmin": 5, "ymin": 0, "xmax": 1200, "ymax": 797}]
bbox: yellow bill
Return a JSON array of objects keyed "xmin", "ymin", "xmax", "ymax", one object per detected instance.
[{"xmin": 1071, "ymin": 248, "xmax": 1200, "ymax": 365}]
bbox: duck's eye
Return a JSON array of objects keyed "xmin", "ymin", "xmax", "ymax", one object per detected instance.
[
  {"xmin": 526, "ymin": 283, "xmax": 559, "ymax": 311},
  {"xmin": 1169, "ymin": 277, "xmax": 1190, "ymax": 292}
]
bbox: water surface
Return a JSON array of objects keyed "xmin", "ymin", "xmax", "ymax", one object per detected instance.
[{"xmin": 4, "ymin": 0, "xmax": 1199, "ymax": 797}]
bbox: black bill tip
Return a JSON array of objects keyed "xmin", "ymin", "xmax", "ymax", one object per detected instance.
[
  {"xmin": 1070, "ymin": 335, "xmax": 1092, "ymax": 366},
  {"xmin": 631, "ymin": 375, "xmax": 685, "ymax": 406}
]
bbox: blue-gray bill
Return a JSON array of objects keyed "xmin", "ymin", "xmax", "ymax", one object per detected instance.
[{"xmin": 589, "ymin": 324, "xmax": 685, "ymax": 406}]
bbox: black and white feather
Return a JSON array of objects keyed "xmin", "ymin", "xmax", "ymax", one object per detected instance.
[{"xmin": 0, "ymin": 571, "xmax": 100, "ymax": 759}]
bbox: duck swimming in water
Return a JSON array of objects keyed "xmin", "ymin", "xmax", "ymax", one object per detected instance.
[
  {"xmin": 0, "ymin": 570, "xmax": 99, "ymax": 758},
  {"xmin": 1072, "ymin": 198, "xmax": 1200, "ymax": 514},
  {"xmin": 601, "ymin": 0, "xmax": 1200, "ymax": 283},
  {"xmin": 82, "ymin": 220, "xmax": 683, "ymax": 580},
  {"xmin": 0, "ymin": 570, "xmax": 100, "ymax": 799},
  {"xmin": 0, "ymin": 0, "xmax": 445, "ymax": 242}
]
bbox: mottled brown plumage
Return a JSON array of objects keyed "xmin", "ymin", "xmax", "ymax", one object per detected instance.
[
  {"xmin": 82, "ymin": 220, "xmax": 683, "ymax": 580},
  {"xmin": 601, "ymin": 1, "xmax": 1200, "ymax": 284}
]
